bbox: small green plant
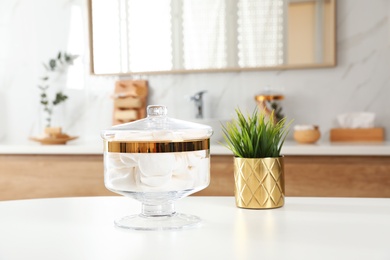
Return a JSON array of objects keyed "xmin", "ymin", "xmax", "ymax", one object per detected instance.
[
  {"xmin": 222, "ymin": 108, "xmax": 292, "ymax": 158},
  {"xmin": 38, "ymin": 51, "xmax": 78, "ymax": 127}
]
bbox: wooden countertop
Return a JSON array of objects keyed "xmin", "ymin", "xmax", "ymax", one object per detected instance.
[{"xmin": 1, "ymin": 141, "xmax": 390, "ymax": 155}]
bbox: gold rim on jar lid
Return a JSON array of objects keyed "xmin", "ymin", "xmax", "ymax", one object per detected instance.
[
  {"xmin": 255, "ymin": 94, "xmax": 284, "ymax": 101},
  {"xmin": 104, "ymin": 139, "xmax": 210, "ymax": 153}
]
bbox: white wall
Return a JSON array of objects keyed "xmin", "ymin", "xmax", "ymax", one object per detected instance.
[{"xmin": 0, "ymin": 0, "xmax": 389, "ymax": 144}]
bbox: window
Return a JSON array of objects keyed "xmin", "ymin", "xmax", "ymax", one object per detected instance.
[{"xmin": 91, "ymin": 0, "xmax": 284, "ymax": 73}]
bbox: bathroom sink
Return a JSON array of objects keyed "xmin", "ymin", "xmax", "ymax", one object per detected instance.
[{"xmin": 191, "ymin": 118, "xmax": 231, "ymax": 144}]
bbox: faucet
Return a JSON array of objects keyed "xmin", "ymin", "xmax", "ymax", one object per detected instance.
[{"xmin": 190, "ymin": 90, "xmax": 207, "ymax": 119}]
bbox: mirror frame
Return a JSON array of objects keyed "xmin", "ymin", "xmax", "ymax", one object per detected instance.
[{"xmin": 87, "ymin": 0, "xmax": 337, "ymax": 76}]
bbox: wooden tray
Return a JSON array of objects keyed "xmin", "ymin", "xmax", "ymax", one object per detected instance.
[
  {"xmin": 330, "ymin": 128, "xmax": 384, "ymax": 142},
  {"xmin": 30, "ymin": 136, "xmax": 78, "ymax": 145}
]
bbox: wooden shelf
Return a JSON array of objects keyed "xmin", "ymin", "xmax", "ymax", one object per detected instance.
[{"xmin": 112, "ymin": 80, "xmax": 148, "ymax": 125}]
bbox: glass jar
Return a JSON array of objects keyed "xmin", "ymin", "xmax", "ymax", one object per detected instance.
[
  {"xmin": 255, "ymin": 91, "xmax": 285, "ymax": 123},
  {"xmin": 101, "ymin": 105, "xmax": 212, "ymax": 230}
]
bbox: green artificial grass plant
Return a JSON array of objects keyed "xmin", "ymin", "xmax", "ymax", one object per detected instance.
[{"xmin": 222, "ymin": 108, "xmax": 292, "ymax": 158}]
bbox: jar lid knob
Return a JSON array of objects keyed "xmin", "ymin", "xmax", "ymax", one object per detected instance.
[{"xmin": 147, "ymin": 105, "xmax": 167, "ymax": 117}]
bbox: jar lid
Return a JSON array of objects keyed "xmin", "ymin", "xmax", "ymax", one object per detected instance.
[{"xmin": 101, "ymin": 105, "xmax": 213, "ymax": 153}]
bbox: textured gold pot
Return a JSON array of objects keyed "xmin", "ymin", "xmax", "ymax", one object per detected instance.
[{"xmin": 234, "ymin": 157, "xmax": 285, "ymax": 209}]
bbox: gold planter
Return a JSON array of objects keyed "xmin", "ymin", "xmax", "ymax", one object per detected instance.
[{"xmin": 234, "ymin": 157, "xmax": 285, "ymax": 209}]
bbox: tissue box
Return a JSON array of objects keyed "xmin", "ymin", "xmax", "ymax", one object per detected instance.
[{"xmin": 330, "ymin": 128, "xmax": 384, "ymax": 142}]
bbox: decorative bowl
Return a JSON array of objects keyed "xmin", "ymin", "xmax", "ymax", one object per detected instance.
[{"xmin": 293, "ymin": 125, "xmax": 321, "ymax": 144}]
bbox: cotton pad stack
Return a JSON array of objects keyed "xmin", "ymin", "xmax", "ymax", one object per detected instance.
[{"xmin": 105, "ymin": 150, "xmax": 209, "ymax": 192}]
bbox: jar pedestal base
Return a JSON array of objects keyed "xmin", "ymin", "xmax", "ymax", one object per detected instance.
[
  {"xmin": 114, "ymin": 202, "xmax": 201, "ymax": 230},
  {"xmin": 115, "ymin": 213, "xmax": 201, "ymax": 231}
]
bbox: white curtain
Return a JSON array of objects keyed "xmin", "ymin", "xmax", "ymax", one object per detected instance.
[
  {"xmin": 127, "ymin": 0, "xmax": 172, "ymax": 72},
  {"xmin": 182, "ymin": 0, "xmax": 227, "ymax": 70},
  {"xmin": 237, "ymin": 0, "xmax": 284, "ymax": 67}
]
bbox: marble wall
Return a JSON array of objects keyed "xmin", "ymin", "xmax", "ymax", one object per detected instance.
[{"xmin": 0, "ymin": 0, "xmax": 389, "ymax": 144}]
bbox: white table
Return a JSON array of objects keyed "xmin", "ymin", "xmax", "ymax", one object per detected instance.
[{"xmin": 0, "ymin": 196, "xmax": 389, "ymax": 260}]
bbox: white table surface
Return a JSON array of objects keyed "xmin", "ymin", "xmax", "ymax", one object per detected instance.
[{"xmin": 0, "ymin": 196, "xmax": 389, "ymax": 260}]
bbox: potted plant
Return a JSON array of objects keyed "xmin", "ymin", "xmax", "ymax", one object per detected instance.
[
  {"xmin": 222, "ymin": 108, "xmax": 292, "ymax": 209},
  {"xmin": 37, "ymin": 51, "xmax": 78, "ymax": 137}
]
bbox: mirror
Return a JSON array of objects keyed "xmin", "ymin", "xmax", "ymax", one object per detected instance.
[{"xmin": 88, "ymin": 0, "xmax": 336, "ymax": 75}]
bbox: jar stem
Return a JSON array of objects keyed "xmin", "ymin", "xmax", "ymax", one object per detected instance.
[{"xmin": 140, "ymin": 202, "xmax": 176, "ymax": 217}]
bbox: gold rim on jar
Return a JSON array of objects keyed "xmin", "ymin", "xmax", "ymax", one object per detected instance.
[{"xmin": 104, "ymin": 139, "xmax": 210, "ymax": 153}]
